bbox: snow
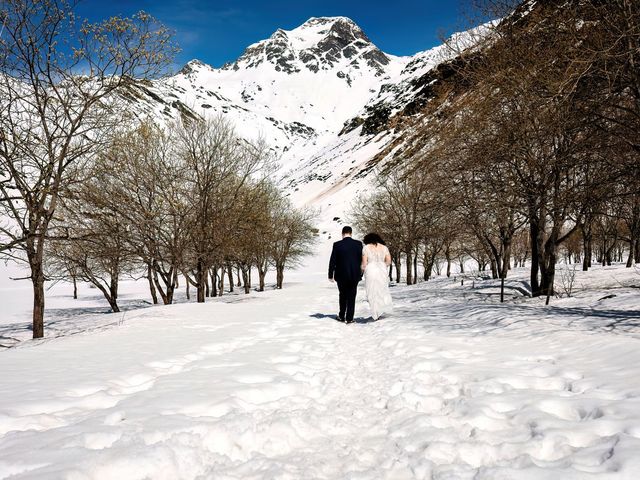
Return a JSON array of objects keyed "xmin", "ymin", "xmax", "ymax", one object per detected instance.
[
  {"xmin": 118, "ymin": 18, "xmax": 488, "ymax": 224},
  {"xmin": 2, "ymin": 15, "xmax": 640, "ymax": 480},
  {"xmin": 286, "ymin": 18, "xmax": 337, "ymax": 51},
  {"xmin": 161, "ymin": 16, "xmax": 406, "ymax": 140},
  {"xmin": 135, "ymin": 16, "xmax": 417, "ymax": 197},
  {"xmin": 165, "ymin": 54, "xmax": 400, "ymax": 137},
  {"xmin": 1, "ymin": 251, "xmax": 640, "ymax": 478}
]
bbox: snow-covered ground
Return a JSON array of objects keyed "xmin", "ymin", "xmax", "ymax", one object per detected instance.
[{"xmin": 1, "ymin": 257, "xmax": 640, "ymax": 479}]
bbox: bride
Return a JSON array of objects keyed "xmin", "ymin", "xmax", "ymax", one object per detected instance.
[{"xmin": 361, "ymin": 233, "xmax": 393, "ymax": 320}]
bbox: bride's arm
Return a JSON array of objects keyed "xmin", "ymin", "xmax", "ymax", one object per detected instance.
[
  {"xmin": 384, "ymin": 247, "xmax": 392, "ymax": 266},
  {"xmin": 361, "ymin": 252, "xmax": 368, "ymax": 272}
]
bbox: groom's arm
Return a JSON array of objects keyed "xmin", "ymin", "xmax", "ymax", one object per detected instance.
[{"xmin": 328, "ymin": 244, "xmax": 337, "ymax": 280}]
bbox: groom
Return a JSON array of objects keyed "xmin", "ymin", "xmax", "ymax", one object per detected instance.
[{"xmin": 328, "ymin": 226, "xmax": 363, "ymax": 324}]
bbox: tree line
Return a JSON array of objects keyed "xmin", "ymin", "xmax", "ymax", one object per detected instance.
[
  {"xmin": 0, "ymin": 1, "xmax": 314, "ymax": 338},
  {"xmin": 354, "ymin": 0, "xmax": 639, "ymax": 300},
  {"xmin": 48, "ymin": 117, "xmax": 314, "ymax": 313}
]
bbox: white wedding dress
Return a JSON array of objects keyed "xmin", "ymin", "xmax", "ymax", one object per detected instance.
[{"xmin": 363, "ymin": 244, "xmax": 393, "ymax": 320}]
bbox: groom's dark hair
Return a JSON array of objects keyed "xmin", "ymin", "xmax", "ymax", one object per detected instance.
[{"xmin": 342, "ymin": 226, "xmax": 353, "ymax": 235}]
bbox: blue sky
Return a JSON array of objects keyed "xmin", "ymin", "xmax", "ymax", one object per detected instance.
[{"xmin": 77, "ymin": 1, "xmax": 477, "ymax": 70}]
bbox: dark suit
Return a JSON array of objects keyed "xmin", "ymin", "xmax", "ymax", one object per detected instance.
[{"xmin": 328, "ymin": 237, "xmax": 363, "ymax": 322}]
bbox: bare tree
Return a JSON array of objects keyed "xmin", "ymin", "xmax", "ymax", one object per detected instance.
[
  {"xmin": 175, "ymin": 115, "xmax": 270, "ymax": 302},
  {"xmin": 249, "ymin": 182, "xmax": 282, "ymax": 292},
  {"xmin": 428, "ymin": 0, "xmax": 614, "ymax": 297},
  {"xmin": 0, "ymin": 1, "xmax": 176, "ymax": 337},
  {"xmin": 94, "ymin": 120, "xmax": 190, "ymax": 304},
  {"xmin": 49, "ymin": 156, "xmax": 138, "ymax": 313},
  {"xmin": 270, "ymin": 201, "xmax": 315, "ymax": 289},
  {"xmin": 48, "ymin": 207, "xmax": 134, "ymax": 313}
]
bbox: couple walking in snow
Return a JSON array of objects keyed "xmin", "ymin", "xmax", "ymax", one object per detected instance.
[{"xmin": 328, "ymin": 226, "xmax": 393, "ymax": 323}]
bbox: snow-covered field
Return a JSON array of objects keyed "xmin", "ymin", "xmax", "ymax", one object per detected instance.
[{"xmin": 1, "ymin": 257, "xmax": 640, "ymax": 479}]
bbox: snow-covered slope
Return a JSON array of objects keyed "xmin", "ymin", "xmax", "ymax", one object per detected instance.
[
  {"xmin": 120, "ymin": 16, "xmax": 476, "ymax": 231},
  {"xmin": 2, "ymin": 263, "xmax": 640, "ymax": 478},
  {"xmin": 130, "ymin": 18, "xmax": 407, "ymax": 159}
]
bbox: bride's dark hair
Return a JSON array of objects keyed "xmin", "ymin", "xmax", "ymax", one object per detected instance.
[{"xmin": 363, "ymin": 233, "xmax": 385, "ymax": 245}]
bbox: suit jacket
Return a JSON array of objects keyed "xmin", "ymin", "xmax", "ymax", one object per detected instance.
[{"xmin": 328, "ymin": 237, "xmax": 363, "ymax": 284}]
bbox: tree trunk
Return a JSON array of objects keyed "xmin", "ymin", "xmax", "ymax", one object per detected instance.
[
  {"xmin": 196, "ymin": 259, "xmax": 205, "ymax": 303},
  {"xmin": 541, "ymin": 267, "xmax": 555, "ymax": 298},
  {"xmin": 487, "ymin": 239, "xmax": 502, "ymax": 280},
  {"xmin": 226, "ymin": 263, "xmax": 234, "ymax": 293},
  {"xmin": 423, "ymin": 250, "xmax": 431, "ymax": 281},
  {"xmin": 582, "ymin": 233, "xmax": 592, "ymax": 271},
  {"xmin": 478, "ymin": 258, "xmax": 487, "ymax": 271},
  {"xmin": 413, "ymin": 253, "xmax": 418, "ymax": 283},
  {"xmin": 605, "ymin": 236, "xmax": 617, "ymax": 266},
  {"xmin": 445, "ymin": 245, "xmax": 452, "ymax": 278},
  {"xmin": 258, "ymin": 267, "xmax": 266, "ymax": 292},
  {"xmin": 529, "ymin": 219, "xmax": 542, "ymax": 296},
  {"xmin": 627, "ymin": 239, "xmax": 636, "ymax": 267},
  {"xmin": 109, "ymin": 268, "xmax": 120, "ymax": 313},
  {"xmin": 87, "ymin": 272, "xmax": 120, "ymax": 313},
  {"xmin": 147, "ymin": 263, "xmax": 158, "ymax": 305},
  {"xmin": 405, "ymin": 250, "xmax": 413, "ymax": 285},
  {"xmin": 210, "ymin": 268, "xmax": 217, "ymax": 297},
  {"xmin": 539, "ymin": 234, "xmax": 557, "ymax": 299},
  {"xmin": 501, "ymin": 238, "xmax": 512, "ymax": 280},
  {"xmin": 218, "ymin": 266, "xmax": 225, "ymax": 297},
  {"xmin": 426, "ymin": 259, "xmax": 436, "ymax": 281},
  {"xmin": 107, "ymin": 296, "xmax": 120, "ymax": 313},
  {"xmin": 241, "ymin": 267, "xmax": 251, "ymax": 293},
  {"xmin": 151, "ymin": 264, "xmax": 169, "ymax": 305},
  {"xmin": 72, "ymin": 275, "xmax": 78, "ymax": 300},
  {"xmin": 489, "ymin": 257, "xmax": 498, "ymax": 280},
  {"xmin": 185, "ymin": 274, "xmax": 191, "ymax": 300},
  {"xmin": 276, "ymin": 264, "xmax": 284, "ymax": 289},
  {"xmin": 31, "ymin": 265, "xmax": 45, "ymax": 339},
  {"xmin": 168, "ymin": 269, "xmax": 177, "ymax": 304}
]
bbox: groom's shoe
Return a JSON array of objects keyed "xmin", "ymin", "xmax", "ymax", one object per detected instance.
[
  {"xmin": 337, "ymin": 313, "xmax": 346, "ymax": 322},
  {"xmin": 345, "ymin": 318, "xmax": 355, "ymax": 324}
]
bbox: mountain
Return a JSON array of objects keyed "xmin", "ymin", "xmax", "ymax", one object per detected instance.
[
  {"xmin": 224, "ymin": 17, "xmax": 391, "ymax": 76},
  {"xmin": 123, "ymin": 16, "xmax": 479, "ymax": 235}
]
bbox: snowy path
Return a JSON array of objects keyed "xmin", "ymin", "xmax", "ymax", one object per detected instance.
[{"xmin": 1, "ymin": 274, "xmax": 640, "ymax": 479}]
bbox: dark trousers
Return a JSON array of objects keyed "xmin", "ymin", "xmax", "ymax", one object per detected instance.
[{"xmin": 337, "ymin": 280, "xmax": 358, "ymax": 322}]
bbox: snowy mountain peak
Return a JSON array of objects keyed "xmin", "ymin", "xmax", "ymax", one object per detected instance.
[
  {"xmin": 291, "ymin": 16, "xmax": 361, "ymax": 41},
  {"xmin": 301, "ymin": 16, "xmax": 357, "ymax": 27},
  {"xmin": 224, "ymin": 16, "xmax": 390, "ymax": 76},
  {"xmin": 136, "ymin": 17, "xmax": 468, "ymax": 205},
  {"xmin": 178, "ymin": 59, "xmax": 212, "ymax": 76}
]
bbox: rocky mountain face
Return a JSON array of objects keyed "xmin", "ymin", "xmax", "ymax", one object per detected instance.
[
  {"xmin": 124, "ymin": 16, "xmax": 479, "ymax": 232},
  {"xmin": 226, "ymin": 17, "xmax": 391, "ymax": 77}
]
